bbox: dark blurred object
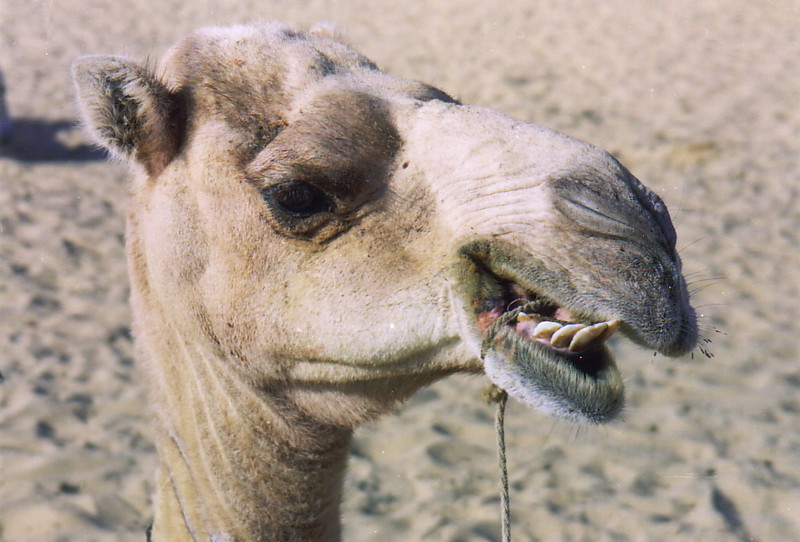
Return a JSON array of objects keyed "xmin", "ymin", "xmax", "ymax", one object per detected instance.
[
  {"xmin": 0, "ymin": 70, "xmax": 12, "ymax": 144},
  {"xmin": 0, "ymin": 70, "xmax": 104, "ymax": 162}
]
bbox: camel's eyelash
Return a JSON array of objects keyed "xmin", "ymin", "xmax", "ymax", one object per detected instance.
[{"xmin": 264, "ymin": 180, "xmax": 334, "ymax": 218}]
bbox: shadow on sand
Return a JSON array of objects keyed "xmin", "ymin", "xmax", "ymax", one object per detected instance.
[{"xmin": 0, "ymin": 118, "xmax": 106, "ymax": 163}]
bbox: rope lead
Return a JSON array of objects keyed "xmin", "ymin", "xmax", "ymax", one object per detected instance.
[{"xmin": 484, "ymin": 384, "xmax": 511, "ymax": 542}]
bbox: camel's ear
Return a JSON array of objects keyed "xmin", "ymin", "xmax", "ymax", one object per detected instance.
[{"xmin": 72, "ymin": 55, "xmax": 185, "ymax": 176}]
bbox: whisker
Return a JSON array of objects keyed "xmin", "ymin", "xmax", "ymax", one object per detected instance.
[
  {"xmin": 678, "ymin": 237, "xmax": 707, "ymax": 253},
  {"xmin": 688, "ymin": 285, "xmax": 725, "ymax": 295},
  {"xmin": 692, "ymin": 303, "xmax": 734, "ymax": 312},
  {"xmin": 689, "ymin": 284, "xmax": 720, "ymax": 296},
  {"xmin": 687, "ymin": 275, "xmax": 725, "ymax": 285}
]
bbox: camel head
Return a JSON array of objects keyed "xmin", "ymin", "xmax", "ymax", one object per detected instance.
[
  {"xmin": 73, "ymin": 23, "xmax": 696, "ymax": 429},
  {"xmin": 72, "ymin": 22, "xmax": 699, "ymax": 541}
]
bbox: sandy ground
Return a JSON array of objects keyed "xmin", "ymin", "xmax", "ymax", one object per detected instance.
[{"xmin": 1, "ymin": 1, "xmax": 799, "ymax": 541}]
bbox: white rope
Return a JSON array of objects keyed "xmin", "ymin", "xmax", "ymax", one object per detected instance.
[
  {"xmin": 479, "ymin": 311, "xmax": 524, "ymax": 542},
  {"xmin": 495, "ymin": 388, "xmax": 511, "ymax": 542},
  {"xmin": 483, "ymin": 383, "xmax": 511, "ymax": 542}
]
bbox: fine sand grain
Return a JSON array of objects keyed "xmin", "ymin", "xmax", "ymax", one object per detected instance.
[{"xmin": 1, "ymin": 1, "xmax": 799, "ymax": 541}]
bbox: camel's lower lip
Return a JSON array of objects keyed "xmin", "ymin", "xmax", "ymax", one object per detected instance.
[{"xmin": 477, "ymin": 296, "xmax": 626, "ymax": 424}]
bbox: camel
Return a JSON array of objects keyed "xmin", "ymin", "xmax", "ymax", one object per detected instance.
[{"xmin": 72, "ymin": 23, "xmax": 697, "ymax": 542}]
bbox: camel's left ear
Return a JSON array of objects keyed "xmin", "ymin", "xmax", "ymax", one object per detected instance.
[{"xmin": 72, "ymin": 55, "xmax": 185, "ymax": 176}]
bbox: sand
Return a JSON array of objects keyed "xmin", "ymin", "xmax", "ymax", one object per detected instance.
[{"xmin": 1, "ymin": 1, "xmax": 799, "ymax": 540}]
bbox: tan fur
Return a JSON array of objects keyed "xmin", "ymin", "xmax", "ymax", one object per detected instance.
[{"xmin": 72, "ymin": 23, "xmax": 696, "ymax": 541}]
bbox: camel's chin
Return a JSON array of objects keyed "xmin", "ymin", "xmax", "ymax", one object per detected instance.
[{"xmin": 483, "ymin": 326, "xmax": 625, "ymax": 424}]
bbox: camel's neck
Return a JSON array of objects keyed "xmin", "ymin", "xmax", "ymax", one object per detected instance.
[{"xmin": 142, "ymin": 331, "xmax": 352, "ymax": 542}]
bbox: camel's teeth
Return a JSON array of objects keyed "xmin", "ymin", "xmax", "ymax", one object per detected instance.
[
  {"xmin": 568, "ymin": 322, "xmax": 608, "ymax": 352},
  {"xmin": 531, "ymin": 321, "xmax": 562, "ymax": 339},
  {"xmin": 597, "ymin": 319, "xmax": 621, "ymax": 342},
  {"xmin": 550, "ymin": 324, "xmax": 587, "ymax": 348},
  {"xmin": 517, "ymin": 312, "xmax": 533, "ymax": 322}
]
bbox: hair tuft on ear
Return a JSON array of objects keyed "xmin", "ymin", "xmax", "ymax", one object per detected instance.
[{"xmin": 72, "ymin": 55, "xmax": 185, "ymax": 176}]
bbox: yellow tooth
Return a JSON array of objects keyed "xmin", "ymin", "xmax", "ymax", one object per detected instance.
[
  {"xmin": 517, "ymin": 312, "xmax": 532, "ymax": 322},
  {"xmin": 568, "ymin": 322, "xmax": 608, "ymax": 352},
  {"xmin": 532, "ymin": 321, "xmax": 562, "ymax": 339},
  {"xmin": 597, "ymin": 319, "xmax": 622, "ymax": 342},
  {"xmin": 550, "ymin": 324, "xmax": 587, "ymax": 348}
]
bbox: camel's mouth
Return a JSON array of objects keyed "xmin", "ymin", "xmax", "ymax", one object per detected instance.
[
  {"xmin": 476, "ymin": 290, "xmax": 621, "ymax": 373},
  {"xmin": 469, "ymin": 262, "xmax": 625, "ymax": 424}
]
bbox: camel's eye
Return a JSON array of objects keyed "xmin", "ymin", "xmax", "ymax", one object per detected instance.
[
  {"xmin": 268, "ymin": 181, "xmax": 333, "ymax": 217},
  {"xmin": 258, "ymin": 179, "xmax": 346, "ymax": 241}
]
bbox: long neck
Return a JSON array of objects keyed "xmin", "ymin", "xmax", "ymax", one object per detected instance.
[{"xmin": 141, "ymin": 329, "xmax": 352, "ymax": 542}]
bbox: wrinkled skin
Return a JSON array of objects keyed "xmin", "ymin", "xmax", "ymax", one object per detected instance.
[{"xmin": 73, "ymin": 23, "xmax": 696, "ymax": 542}]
